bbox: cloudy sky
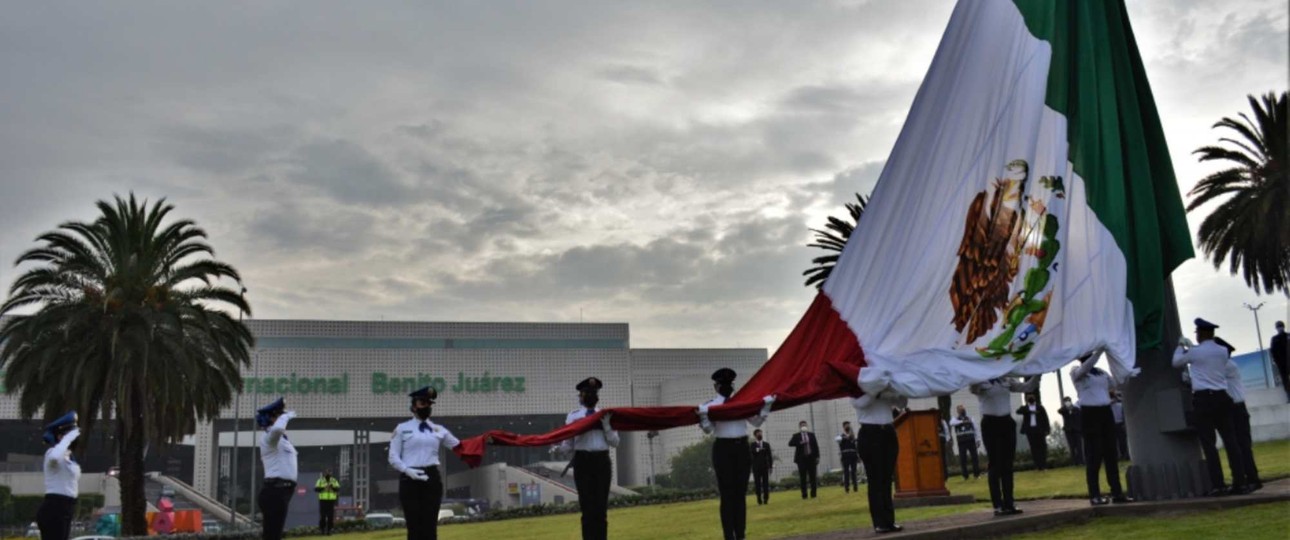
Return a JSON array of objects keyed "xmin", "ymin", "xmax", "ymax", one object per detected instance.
[{"xmin": 1, "ymin": 1, "xmax": 1286, "ymax": 394}]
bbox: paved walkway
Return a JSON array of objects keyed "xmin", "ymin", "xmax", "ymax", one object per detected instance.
[{"xmin": 786, "ymin": 479, "xmax": 1290, "ymax": 539}]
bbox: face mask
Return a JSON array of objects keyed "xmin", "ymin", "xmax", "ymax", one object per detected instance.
[
  {"xmin": 414, "ymin": 406, "xmax": 432, "ymax": 419},
  {"xmin": 755, "ymin": 434, "xmax": 762, "ymax": 441},
  {"xmin": 844, "ymin": 426, "xmax": 851, "ymax": 433},
  {"xmin": 582, "ymin": 394, "xmax": 600, "ymax": 409},
  {"xmin": 799, "ymin": 426, "xmax": 808, "ymax": 433},
  {"xmin": 1027, "ymin": 400, "xmax": 1036, "ymax": 405},
  {"xmin": 716, "ymin": 384, "xmax": 734, "ymax": 398}
]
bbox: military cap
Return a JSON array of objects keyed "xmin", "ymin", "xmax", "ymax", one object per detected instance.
[
  {"xmin": 576, "ymin": 377, "xmax": 603, "ymax": 392},
  {"xmin": 255, "ymin": 397, "xmax": 286, "ymax": 428},
  {"xmin": 711, "ymin": 368, "xmax": 737, "ymax": 384},
  {"xmin": 42, "ymin": 411, "xmax": 77, "ymax": 445},
  {"xmin": 1194, "ymin": 318, "xmax": 1219, "ymax": 330},
  {"xmin": 408, "ymin": 386, "xmax": 438, "ymax": 402}
]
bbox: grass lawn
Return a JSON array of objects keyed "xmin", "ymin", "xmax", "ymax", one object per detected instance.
[
  {"xmin": 296, "ymin": 439, "xmax": 1288, "ymax": 540},
  {"xmin": 1010, "ymin": 500, "xmax": 1290, "ymax": 540}
]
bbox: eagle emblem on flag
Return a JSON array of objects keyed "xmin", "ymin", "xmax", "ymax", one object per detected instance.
[{"xmin": 949, "ymin": 159, "xmax": 1064, "ymax": 361}]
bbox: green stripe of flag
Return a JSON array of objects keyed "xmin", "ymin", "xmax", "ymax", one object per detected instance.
[{"xmin": 1013, "ymin": 0, "xmax": 1194, "ymax": 350}]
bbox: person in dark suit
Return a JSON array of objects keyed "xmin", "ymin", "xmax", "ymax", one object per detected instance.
[
  {"xmin": 1057, "ymin": 397, "xmax": 1083, "ymax": 465},
  {"xmin": 787, "ymin": 420, "xmax": 820, "ymax": 499},
  {"xmin": 1272, "ymin": 321, "xmax": 1288, "ymax": 402},
  {"xmin": 749, "ymin": 429, "xmax": 774, "ymax": 505},
  {"xmin": 1016, "ymin": 394, "xmax": 1051, "ymax": 470}
]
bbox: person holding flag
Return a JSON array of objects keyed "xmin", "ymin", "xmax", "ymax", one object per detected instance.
[
  {"xmin": 256, "ymin": 398, "xmax": 298, "ymax": 540},
  {"xmin": 37, "ymin": 412, "xmax": 80, "ymax": 540},
  {"xmin": 1071, "ymin": 355, "xmax": 1131, "ymax": 505},
  {"xmin": 852, "ymin": 389, "xmax": 907, "ymax": 534},
  {"xmin": 697, "ymin": 368, "xmax": 775, "ymax": 540},
  {"xmin": 559, "ymin": 377, "xmax": 618, "ymax": 540},
  {"xmin": 969, "ymin": 376, "xmax": 1038, "ymax": 516}
]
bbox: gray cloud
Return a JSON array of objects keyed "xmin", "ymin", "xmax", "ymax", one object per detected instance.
[{"xmin": 0, "ymin": 0, "xmax": 1285, "ymax": 360}]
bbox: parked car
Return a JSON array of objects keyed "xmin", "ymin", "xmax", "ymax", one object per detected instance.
[
  {"xmin": 201, "ymin": 519, "xmax": 223, "ymax": 533},
  {"xmin": 364, "ymin": 513, "xmax": 394, "ymax": 527},
  {"xmin": 392, "ymin": 517, "xmax": 406, "ymax": 527}
]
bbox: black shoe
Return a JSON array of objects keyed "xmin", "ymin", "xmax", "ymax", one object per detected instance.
[
  {"xmin": 1251, "ymin": 482, "xmax": 1264, "ymax": 492},
  {"xmin": 1111, "ymin": 495, "xmax": 1133, "ymax": 504},
  {"xmin": 1206, "ymin": 488, "xmax": 1230, "ymax": 497},
  {"xmin": 874, "ymin": 525, "xmax": 903, "ymax": 534},
  {"xmin": 1090, "ymin": 496, "xmax": 1109, "ymax": 506},
  {"xmin": 1002, "ymin": 507, "xmax": 1023, "ymax": 515},
  {"xmin": 1231, "ymin": 485, "xmax": 1254, "ymax": 495}
]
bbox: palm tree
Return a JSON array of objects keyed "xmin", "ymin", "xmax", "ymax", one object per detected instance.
[
  {"xmin": 803, "ymin": 193, "xmax": 868, "ymax": 289},
  {"xmin": 1189, "ymin": 91, "xmax": 1288, "ymax": 296},
  {"xmin": 0, "ymin": 194, "xmax": 253, "ymax": 535}
]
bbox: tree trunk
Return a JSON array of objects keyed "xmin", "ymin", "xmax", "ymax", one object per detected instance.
[{"xmin": 117, "ymin": 398, "xmax": 148, "ymax": 535}]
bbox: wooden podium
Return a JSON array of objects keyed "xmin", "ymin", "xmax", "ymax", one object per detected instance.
[{"xmin": 893, "ymin": 409, "xmax": 950, "ymax": 498}]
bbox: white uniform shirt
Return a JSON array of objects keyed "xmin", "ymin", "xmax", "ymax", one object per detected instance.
[
  {"xmin": 560, "ymin": 408, "xmax": 619, "ymax": 452},
  {"xmin": 260, "ymin": 414, "xmax": 298, "ymax": 482},
  {"xmin": 1171, "ymin": 340, "xmax": 1230, "ymax": 392},
  {"xmin": 1027, "ymin": 405, "xmax": 1039, "ymax": 427},
  {"xmin": 388, "ymin": 417, "xmax": 460, "ymax": 472},
  {"xmin": 1225, "ymin": 360, "xmax": 1247, "ymax": 404},
  {"xmin": 850, "ymin": 392, "xmax": 908, "ymax": 425},
  {"xmin": 1071, "ymin": 360, "xmax": 1113, "ymax": 407},
  {"xmin": 44, "ymin": 429, "xmax": 81, "ymax": 497},
  {"xmin": 970, "ymin": 378, "xmax": 1039, "ymax": 416},
  {"xmin": 698, "ymin": 395, "xmax": 767, "ymax": 438}
]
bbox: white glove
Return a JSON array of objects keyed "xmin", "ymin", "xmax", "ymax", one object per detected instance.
[
  {"xmin": 283, "ymin": 410, "xmax": 298, "ymax": 419},
  {"xmin": 762, "ymin": 395, "xmax": 776, "ymax": 406},
  {"xmin": 1179, "ymin": 337, "xmax": 1194, "ymax": 348},
  {"xmin": 406, "ymin": 469, "xmax": 429, "ymax": 481},
  {"xmin": 697, "ymin": 403, "xmax": 710, "ymax": 415},
  {"xmin": 600, "ymin": 412, "xmax": 614, "ymax": 430}
]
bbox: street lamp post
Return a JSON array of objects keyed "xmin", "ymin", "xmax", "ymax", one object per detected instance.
[{"xmin": 646, "ymin": 431, "xmax": 658, "ymax": 486}]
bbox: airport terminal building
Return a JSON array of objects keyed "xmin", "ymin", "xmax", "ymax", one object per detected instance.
[{"xmin": 1, "ymin": 319, "xmax": 872, "ymax": 515}]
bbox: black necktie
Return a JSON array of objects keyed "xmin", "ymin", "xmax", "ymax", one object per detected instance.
[{"xmin": 419, "ymin": 421, "xmax": 431, "ymax": 433}]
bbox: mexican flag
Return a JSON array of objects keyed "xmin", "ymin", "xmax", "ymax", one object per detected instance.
[
  {"xmin": 807, "ymin": 0, "xmax": 1194, "ymax": 397},
  {"xmin": 451, "ymin": 0, "xmax": 1197, "ymax": 464}
]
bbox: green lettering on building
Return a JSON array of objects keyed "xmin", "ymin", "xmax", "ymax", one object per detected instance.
[{"xmin": 239, "ymin": 371, "xmax": 525, "ymax": 395}]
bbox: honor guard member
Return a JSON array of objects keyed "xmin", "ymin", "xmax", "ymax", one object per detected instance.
[
  {"xmin": 697, "ymin": 368, "xmax": 775, "ymax": 540},
  {"xmin": 559, "ymin": 377, "xmax": 619, "ymax": 540},
  {"xmin": 851, "ymin": 389, "xmax": 907, "ymax": 534},
  {"xmin": 835, "ymin": 421, "xmax": 860, "ymax": 493},
  {"xmin": 389, "ymin": 386, "xmax": 461, "ymax": 540},
  {"xmin": 968, "ymin": 375, "xmax": 1039, "ymax": 516},
  {"xmin": 37, "ymin": 412, "xmax": 80, "ymax": 540},
  {"xmin": 950, "ymin": 405, "xmax": 981, "ymax": 480},
  {"xmin": 256, "ymin": 398, "xmax": 298, "ymax": 540},
  {"xmin": 1225, "ymin": 358, "xmax": 1263, "ymax": 491},
  {"xmin": 749, "ymin": 430, "xmax": 773, "ymax": 505},
  {"xmin": 1271, "ymin": 321, "xmax": 1289, "ymax": 402},
  {"xmin": 1172, "ymin": 318, "xmax": 1252, "ymax": 495},
  {"xmin": 1071, "ymin": 354, "xmax": 1131, "ymax": 505},
  {"xmin": 315, "ymin": 469, "xmax": 341, "ymax": 535}
]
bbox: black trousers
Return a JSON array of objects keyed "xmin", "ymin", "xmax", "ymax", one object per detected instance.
[
  {"xmin": 1231, "ymin": 402, "xmax": 1261, "ymax": 485},
  {"xmin": 796, "ymin": 461, "xmax": 818, "ymax": 498},
  {"xmin": 258, "ymin": 480, "xmax": 296, "ymax": 540},
  {"xmin": 1025, "ymin": 432, "xmax": 1049, "ymax": 470},
  {"xmin": 573, "ymin": 450, "xmax": 612, "ymax": 540},
  {"xmin": 858, "ymin": 424, "xmax": 898, "ymax": 530},
  {"xmin": 751, "ymin": 467, "xmax": 771, "ymax": 504},
  {"xmin": 841, "ymin": 454, "xmax": 860, "ymax": 492},
  {"xmin": 318, "ymin": 500, "xmax": 336, "ymax": 534},
  {"xmin": 981, "ymin": 415, "xmax": 1017, "ymax": 510},
  {"xmin": 1192, "ymin": 390, "xmax": 1248, "ymax": 490},
  {"xmin": 712, "ymin": 437, "xmax": 751, "ymax": 540},
  {"xmin": 399, "ymin": 466, "xmax": 444, "ymax": 540},
  {"xmin": 1064, "ymin": 430, "xmax": 1084, "ymax": 465},
  {"xmin": 956, "ymin": 435, "xmax": 980, "ymax": 479},
  {"xmin": 1080, "ymin": 406, "xmax": 1123, "ymax": 498},
  {"xmin": 36, "ymin": 494, "xmax": 75, "ymax": 540}
]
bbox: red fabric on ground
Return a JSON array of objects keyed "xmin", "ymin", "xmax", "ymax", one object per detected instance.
[{"xmin": 452, "ymin": 292, "xmax": 866, "ymax": 467}]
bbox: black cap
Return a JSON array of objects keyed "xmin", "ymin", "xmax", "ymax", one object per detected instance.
[
  {"xmin": 576, "ymin": 377, "xmax": 603, "ymax": 392},
  {"xmin": 409, "ymin": 386, "xmax": 438, "ymax": 402},
  {"xmin": 711, "ymin": 368, "xmax": 736, "ymax": 384},
  {"xmin": 1194, "ymin": 318, "xmax": 1219, "ymax": 330}
]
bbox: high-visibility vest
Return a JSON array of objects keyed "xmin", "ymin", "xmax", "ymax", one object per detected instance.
[{"xmin": 316, "ymin": 476, "xmax": 340, "ymax": 501}]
